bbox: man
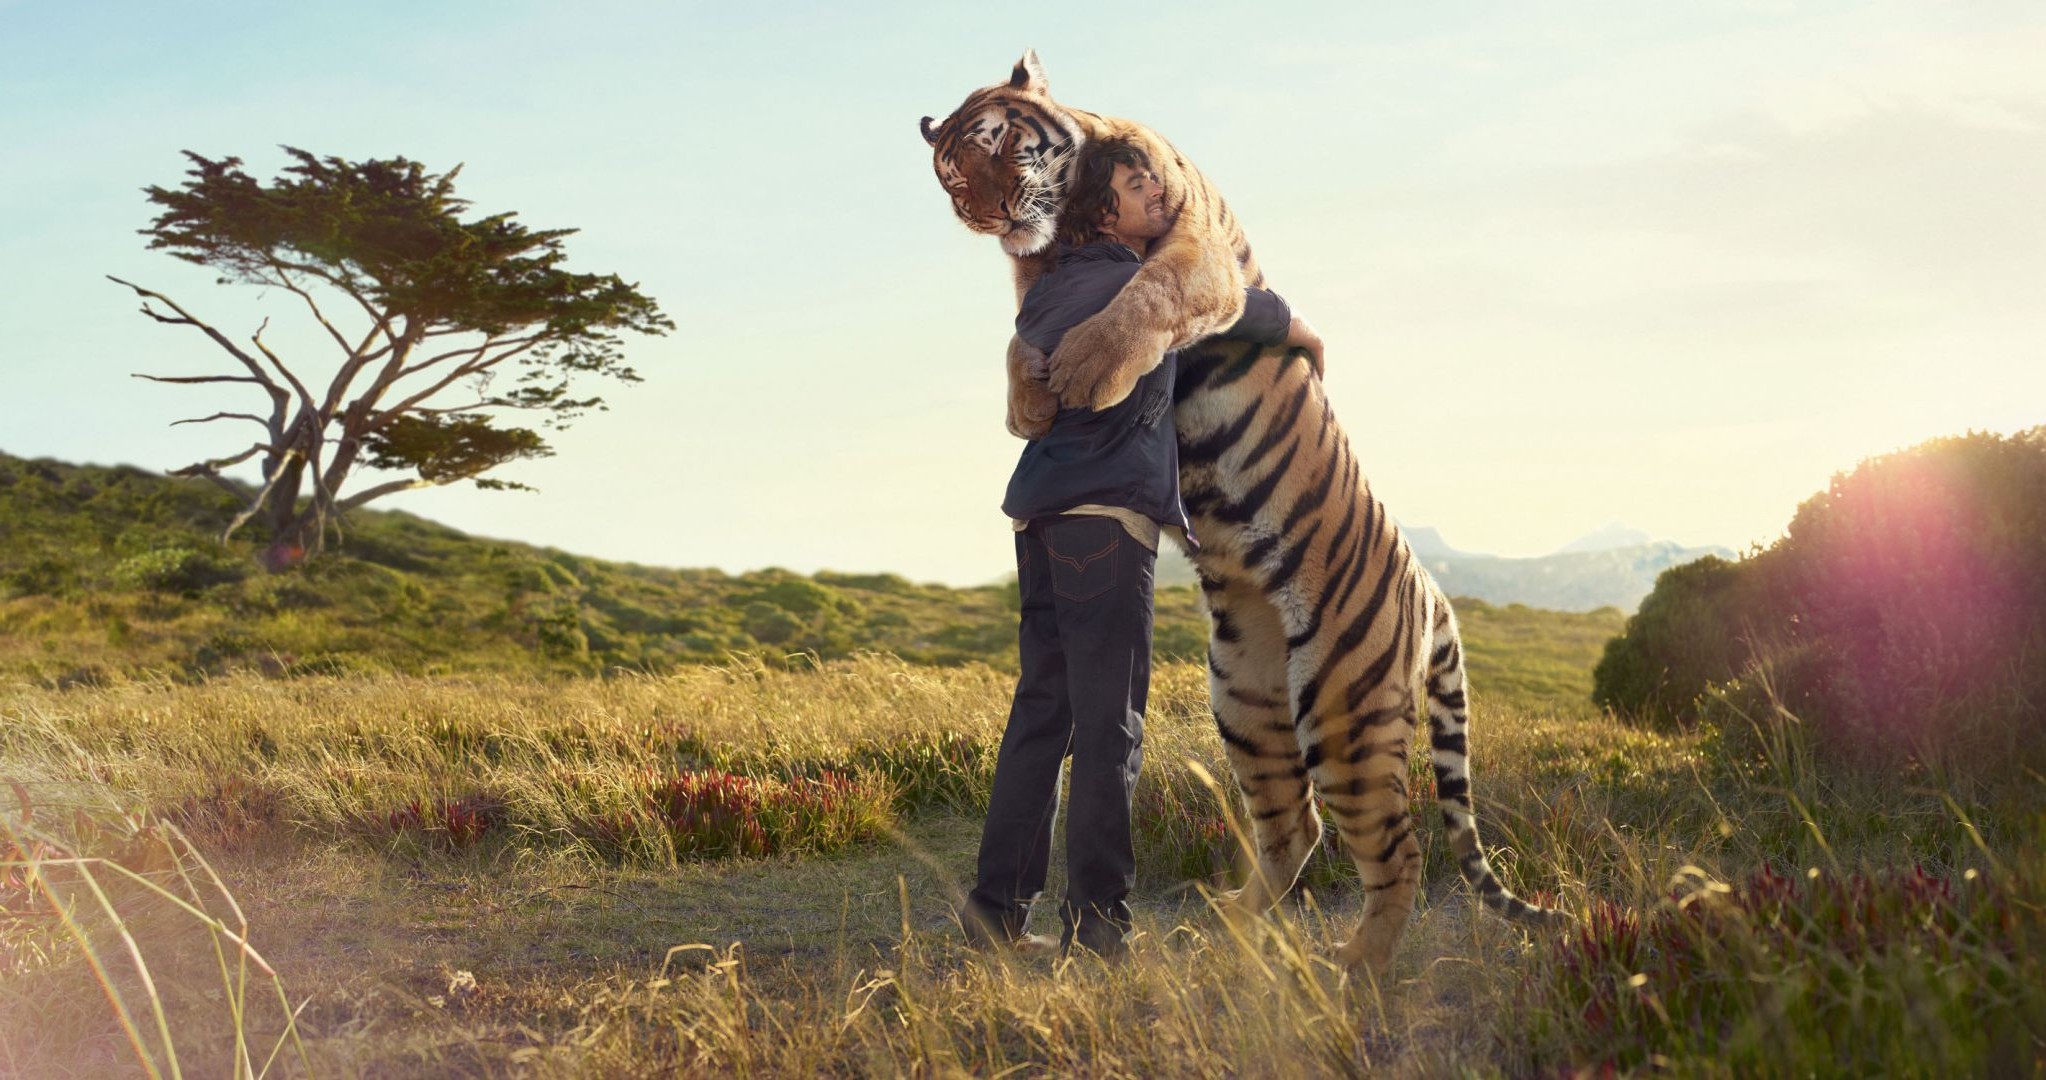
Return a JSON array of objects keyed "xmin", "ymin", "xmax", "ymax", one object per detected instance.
[{"xmin": 960, "ymin": 138, "xmax": 1322, "ymax": 960}]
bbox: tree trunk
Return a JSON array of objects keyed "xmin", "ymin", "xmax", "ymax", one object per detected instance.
[{"xmin": 259, "ymin": 424, "xmax": 315, "ymax": 571}]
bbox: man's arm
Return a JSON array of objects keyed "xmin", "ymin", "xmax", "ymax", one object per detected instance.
[
  {"xmin": 1222, "ymin": 288, "xmax": 1292, "ymax": 345},
  {"xmin": 1223, "ymin": 287, "xmax": 1325, "ymax": 377}
]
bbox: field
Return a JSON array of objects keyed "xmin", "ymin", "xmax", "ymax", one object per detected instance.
[{"xmin": 6, "ymin": 623, "xmax": 2041, "ymax": 1077}]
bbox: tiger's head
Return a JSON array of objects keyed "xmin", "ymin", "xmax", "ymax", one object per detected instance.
[{"xmin": 921, "ymin": 49, "xmax": 1085, "ymax": 257}]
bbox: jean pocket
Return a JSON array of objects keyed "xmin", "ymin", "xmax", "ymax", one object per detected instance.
[{"xmin": 1043, "ymin": 517, "xmax": 1120, "ymax": 602}]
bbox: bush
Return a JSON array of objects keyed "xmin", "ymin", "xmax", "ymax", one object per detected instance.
[
  {"xmin": 1, "ymin": 557, "xmax": 72, "ymax": 598},
  {"xmin": 1594, "ymin": 428, "xmax": 2046, "ymax": 762},
  {"xmin": 1510, "ymin": 863, "xmax": 2046, "ymax": 1076},
  {"xmin": 111, "ymin": 547, "xmax": 248, "ymax": 596}
]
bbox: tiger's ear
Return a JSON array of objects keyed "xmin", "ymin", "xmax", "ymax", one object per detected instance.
[
  {"xmin": 1009, "ymin": 48, "xmax": 1047, "ymax": 93},
  {"xmin": 920, "ymin": 116, "xmax": 942, "ymax": 146}
]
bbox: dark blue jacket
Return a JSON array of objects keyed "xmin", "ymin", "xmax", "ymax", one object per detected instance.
[{"xmin": 1001, "ymin": 240, "xmax": 1293, "ymax": 540}]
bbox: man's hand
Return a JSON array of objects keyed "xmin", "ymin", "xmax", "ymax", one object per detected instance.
[
  {"xmin": 1284, "ymin": 315, "xmax": 1325, "ymax": 379},
  {"xmin": 1006, "ymin": 336, "xmax": 1059, "ymax": 440}
]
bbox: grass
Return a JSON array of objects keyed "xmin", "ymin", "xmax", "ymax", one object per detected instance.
[
  {"xmin": 0, "ymin": 453, "xmax": 1627, "ymax": 697},
  {"xmin": 4, "ymin": 650, "xmax": 2041, "ymax": 1075}
]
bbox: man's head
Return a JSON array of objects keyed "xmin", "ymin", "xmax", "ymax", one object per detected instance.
[{"xmin": 1056, "ymin": 138, "xmax": 1171, "ymax": 251}]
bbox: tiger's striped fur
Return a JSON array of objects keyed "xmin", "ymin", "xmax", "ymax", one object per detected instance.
[
  {"xmin": 923, "ymin": 52, "xmax": 1569, "ymax": 975},
  {"xmin": 923, "ymin": 49, "xmax": 1253, "ymax": 422},
  {"xmin": 1175, "ymin": 338, "xmax": 1570, "ymax": 973}
]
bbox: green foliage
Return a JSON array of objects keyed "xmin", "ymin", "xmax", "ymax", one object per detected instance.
[
  {"xmin": 1590, "ymin": 556, "xmax": 1759, "ymax": 722},
  {"xmin": 143, "ymin": 148, "xmax": 673, "ymax": 370},
  {"xmin": 125, "ymin": 147, "xmax": 673, "ymax": 557},
  {"xmin": 1594, "ymin": 428, "xmax": 2046, "ymax": 764},
  {"xmin": 111, "ymin": 547, "xmax": 249, "ymax": 596},
  {"xmin": 360, "ymin": 413, "xmax": 553, "ymax": 491},
  {"xmin": 1512, "ymin": 862, "xmax": 2046, "ymax": 1075},
  {"xmin": 740, "ymin": 601, "xmax": 802, "ymax": 646}
]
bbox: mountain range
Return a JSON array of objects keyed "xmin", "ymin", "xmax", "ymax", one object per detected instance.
[{"xmin": 1156, "ymin": 522, "xmax": 1733, "ymax": 613}]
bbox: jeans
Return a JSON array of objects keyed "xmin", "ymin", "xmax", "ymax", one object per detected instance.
[{"xmin": 963, "ymin": 514, "xmax": 1154, "ymax": 956}]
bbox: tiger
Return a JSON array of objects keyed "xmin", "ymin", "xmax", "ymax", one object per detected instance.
[{"xmin": 921, "ymin": 50, "xmax": 1570, "ymax": 975}]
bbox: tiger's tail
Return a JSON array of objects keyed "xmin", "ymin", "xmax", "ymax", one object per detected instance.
[{"xmin": 1423, "ymin": 605, "xmax": 1573, "ymax": 928}]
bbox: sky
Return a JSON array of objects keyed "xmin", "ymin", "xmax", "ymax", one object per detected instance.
[{"xmin": 3, "ymin": 0, "xmax": 2042, "ymax": 586}]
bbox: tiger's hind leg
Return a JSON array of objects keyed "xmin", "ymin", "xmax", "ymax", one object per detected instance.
[
  {"xmin": 1309, "ymin": 676, "xmax": 1425, "ymax": 978},
  {"xmin": 1203, "ymin": 574, "xmax": 1321, "ymax": 917}
]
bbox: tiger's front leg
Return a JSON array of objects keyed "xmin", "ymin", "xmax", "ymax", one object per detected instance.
[
  {"xmin": 1204, "ymin": 573, "xmax": 1322, "ymax": 920},
  {"xmin": 1046, "ymin": 228, "xmax": 1244, "ymax": 410},
  {"xmin": 1005, "ymin": 334, "xmax": 1059, "ymax": 440}
]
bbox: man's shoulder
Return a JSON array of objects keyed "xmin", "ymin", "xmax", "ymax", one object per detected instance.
[
  {"xmin": 1016, "ymin": 242, "xmax": 1143, "ymax": 346},
  {"xmin": 1027, "ymin": 246, "xmax": 1141, "ymax": 299},
  {"xmin": 1058, "ymin": 239, "xmax": 1142, "ymax": 265}
]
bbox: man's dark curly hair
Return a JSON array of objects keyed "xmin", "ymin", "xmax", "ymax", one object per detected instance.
[{"xmin": 1056, "ymin": 138, "xmax": 1155, "ymax": 247}]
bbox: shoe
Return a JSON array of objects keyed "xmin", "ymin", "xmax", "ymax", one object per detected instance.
[
  {"xmin": 1010, "ymin": 933, "xmax": 1060, "ymax": 956},
  {"xmin": 1059, "ymin": 931, "xmax": 1132, "ymax": 964},
  {"xmin": 959, "ymin": 901, "xmax": 1057, "ymax": 956},
  {"xmin": 963, "ymin": 930, "xmax": 1060, "ymax": 957}
]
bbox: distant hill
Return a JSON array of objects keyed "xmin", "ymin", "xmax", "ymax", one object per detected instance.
[
  {"xmin": 0, "ymin": 451, "xmax": 1620, "ymax": 707},
  {"xmin": 1157, "ymin": 523, "xmax": 1730, "ymax": 612},
  {"xmin": 1416, "ymin": 540, "xmax": 1734, "ymax": 613},
  {"xmin": 1553, "ymin": 522, "xmax": 1654, "ymax": 554},
  {"xmin": 1401, "ymin": 524, "xmax": 1469, "ymax": 559},
  {"xmin": 0, "ymin": 451, "xmax": 1059, "ymax": 681}
]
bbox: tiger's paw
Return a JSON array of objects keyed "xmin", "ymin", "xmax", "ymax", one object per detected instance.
[
  {"xmin": 1007, "ymin": 379, "xmax": 1059, "ymax": 440},
  {"xmin": 1046, "ymin": 315, "xmax": 1163, "ymax": 411}
]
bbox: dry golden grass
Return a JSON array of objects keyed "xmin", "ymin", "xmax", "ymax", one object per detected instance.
[{"xmin": 3, "ymin": 656, "xmax": 2038, "ymax": 1076}]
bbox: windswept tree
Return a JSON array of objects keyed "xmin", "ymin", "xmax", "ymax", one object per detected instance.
[{"xmin": 115, "ymin": 148, "xmax": 672, "ymax": 567}]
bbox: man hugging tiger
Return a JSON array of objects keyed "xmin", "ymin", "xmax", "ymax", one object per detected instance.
[
  {"xmin": 959, "ymin": 136, "xmax": 1320, "ymax": 961},
  {"xmin": 928, "ymin": 50, "xmax": 1570, "ymax": 978}
]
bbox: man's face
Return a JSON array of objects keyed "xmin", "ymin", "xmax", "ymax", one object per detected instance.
[{"xmin": 1096, "ymin": 161, "xmax": 1170, "ymax": 242}]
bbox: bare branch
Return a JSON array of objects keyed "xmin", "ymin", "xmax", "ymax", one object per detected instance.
[
  {"xmin": 110, "ymin": 276, "xmax": 284, "ymax": 395},
  {"xmin": 162, "ymin": 438, "xmax": 304, "ymax": 544},
  {"xmin": 133, "ymin": 373, "xmax": 265, "ymax": 386},
  {"xmin": 170, "ymin": 411, "xmax": 269, "ymax": 428},
  {"xmin": 377, "ymin": 335, "xmax": 553, "ymax": 422},
  {"xmin": 407, "ymin": 400, "xmax": 497, "ymax": 416},
  {"xmin": 396, "ymin": 332, "xmax": 547, "ymax": 382},
  {"xmin": 247, "ymin": 319, "xmax": 339, "ymax": 544},
  {"xmin": 335, "ymin": 476, "xmax": 438, "ymax": 515},
  {"xmin": 250, "ymin": 319, "xmax": 323, "ymax": 418},
  {"xmin": 136, "ymin": 305, "xmax": 197, "ymax": 326},
  {"xmin": 260, "ymin": 255, "xmax": 363, "ymax": 357},
  {"xmin": 169, "ymin": 443, "xmax": 271, "ymax": 476},
  {"xmin": 254, "ymin": 255, "xmax": 399, "ymax": 343}
]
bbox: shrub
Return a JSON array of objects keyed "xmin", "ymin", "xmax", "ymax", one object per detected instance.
[
  {"xmin": 737, "ymin": 578, "xmax": 863, "ymax": 620},
  {"xmin": 740, "ymin": 601, "xmax": 802, "ymax": 646},
  {"xmin": 111, "ymin": 547, "xmax": 248, "ymax": 596},
  {"xmin": 1594, "ymin": 428, "xmax": 2046, "ymax": 762},
  {"xmin": 1, "ymin": 557, "xmax": 72, "ymax": 598},
  {"xmin": 386, "ymin": 793, "xmax": 508, "ymax": 849},
  {"xmin": 1509, "ymin": 863, "xmax": 2046, "ymax": 1076},
  {"xmin": 1592, "ymin": 556, "xmax": 1770, "ymax": 724},
  {"xmin": 579, "ymin": 768, "xmax": 893, "ymax": 863}
]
